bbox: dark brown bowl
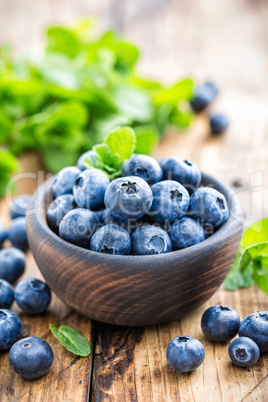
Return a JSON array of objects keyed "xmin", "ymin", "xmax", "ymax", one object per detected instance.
[{"xmin": 26, "ymin": 173, "xmax": 243, "ymax": 326}]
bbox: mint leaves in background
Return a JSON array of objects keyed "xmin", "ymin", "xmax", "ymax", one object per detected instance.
[
  {"xmin": 0, "ymin": 148, "xmax": 20, "ymax": 196},
  {"xmin": 50, "ymin": 324, "xmax": 91, "ymax": 357},
  {"xmin": 225, "ymin": 218, "xmax": 268, "ymax": 295}
]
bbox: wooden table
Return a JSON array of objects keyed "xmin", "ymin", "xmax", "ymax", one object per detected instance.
[{"xmin": 0, "ymin": 0, "xmax": 268, "ymax": 401}]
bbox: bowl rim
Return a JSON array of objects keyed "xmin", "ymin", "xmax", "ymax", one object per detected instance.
[{"xmin": 27, "ymin": 172, "xmax": 243, "ymax": 262}]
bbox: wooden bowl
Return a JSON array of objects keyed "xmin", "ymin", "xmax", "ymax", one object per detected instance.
[{"xmin": 26, "ymin": 173, "xmax": 243, "ymax": 326}]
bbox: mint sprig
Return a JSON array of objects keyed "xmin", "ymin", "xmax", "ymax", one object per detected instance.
[{"xmin": 50, "ymin": 324, "xmax": 91, "ymax": 356}]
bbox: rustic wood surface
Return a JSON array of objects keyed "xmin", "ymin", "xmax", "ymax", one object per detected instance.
[{"xmin": 0, "ymin": 0, "xmax": 268, "ymax": 401}]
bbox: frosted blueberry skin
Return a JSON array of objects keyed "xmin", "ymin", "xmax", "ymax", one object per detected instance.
[
  {"xmin": 228, "ymin": 337, "xmax": 260, "ymax": 367},
  {"xmin": 161, "ymin": 157, "xmax": 201, "ymax": 193},
  {"xmin": 190, "ymin": 81, "xmax": 219, "ymax": 113},
  {"xmin": 122, "ymin": 154, "xmax": 163, "ymax": 185},
  {"xmin": 0, "ymin": 309, "xmax": 22, "ymax": 350},
  {"xmin": 239, "ymin": 311, "xmax": 268, "ymax": 353},
  {"xmin": 210, "ymin": 113, "xmax": 230, "ymax": 135},
  {"xmin": 168, "ymin": 217, "xmax": 205, "ymax": 250},
  {"xmin": 9, "ymin": 217, "xmax": 28, "ymax": 251},
  {"xmin": 59, "ymin": 208, "xmax": 100, "ymax": 249},
  {"xmin": 201, "ymin": 305, "xmax": 240, "ymax": 342},
  {"xmin": 131, "ymin": 225, "xmax": 172, "ymax": 255},
  {"xmin": 52, "ymin": 166, "xmax": 80, "ymax": 198},
  {"xmin": 10, "ymin": 195, "xmax": 32, "ymax": 220},
  {"xmin": 0, "ymin": 280, "xmax": 14, "ymax": 309},
  {"xmin": 73, "ymin": 169, "xmax": 110, "ymax": 210},
  {"xmin": 14, "ymin": 278, "xmax": 51, "ymax": 315},
  {"xmin": 77, "ymin": 150, "xmax": 95, "ymax": 171},
  {"xmin": 166, "ymin": 336, "xmax": 205, "ymax": 373},
  {"xmin": 0, "ymin": 248, "xmax": 25, "ymax": 283},
  {"xmin": 189, "ymin": 187, "xmax": 228, "ymax": 227},
  {"xmin": 90, "ymin": 224, "xmax": 131, "ymax": 255},
  {"xmin": 0, "ymin": 222, "xmax": 7, "ymax": 248},
  {"xmin": 104, "ymin": 176, "xmax": 153, "ymax": 220},
  {"xmin": 46, "ymin": 194, "xmax": 76, "ymax": 233},
  {"xmin": 149, "ymin": 180, "xmax": 189, "ymax": 225},
  {"xmin": 9, "ymin": 336, "xmax": 54, "ymax": 380}
]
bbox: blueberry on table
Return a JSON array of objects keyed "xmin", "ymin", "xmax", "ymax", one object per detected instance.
[
  {"xmin": 239, "ymin": 311, "xmax": 268, "ymax": 353},
  {"xmin": 0, "ymin": 309, "xmax": 22, "ymax": 350},
  {"xmin": 73, "ymin": 169, "xmax": 110, "ymax": 210},
  {"xmin": 149, "ymin": 180, "xmax": 189, "ymax": 225},
  {"xmin": 46, "ymin": 194, "xmax": 76, "ymax": 233},
  {"xmin": 14, "ymin": 278, "xmax": 51, "ymax": 314},
  {"xmin": 161, "ymin": 156, "xmax": 201, "ymax": 193},
  {"xmin": 9, "ymin": 217, "xmax": 28, "ymax": 251},
  {"xmin": 201, "ymin": 305, "xmax": 240, "ymax": 341},
  {"xmin": 9, "ymin": 336, "xmax": 54, "ymax": 380},
  {"xmin": 59, "ymin": 208, "xmax": 100, "ymax": 249},
  {"xmin": 166, "ymin": 336, "xmax": 205, "ymax": 373},
  {"xmin": 228, "ymin": 337, "xmax": 260, "ymax": 367},
  {"xmin": 104, "ymin": 176, "xmax": 153, "ymax": 220},
  {"xmin": 122, "ymin": 154, "xmax": 163, "ymax": 185},
  {"xmin": 189, "ymin": 187, "xmax": 229, "ymax": 228},
  {"xmin": 210, "ymin": 113, "xmax": 230, "ymax": 135},
  {"xmin": 190, "ymin": 81, "xmax": 219, "ymax": 113},
  {"xmin": 168, "ymin": 217, "xmax": 205, "ymax": 250},
  {"xmin": 131, "ymin": 225, "xmax": 172, "ymax": 255},
  {"xmin": 77, "ymin": 150, "xmax": 95, "ymax": 171},
  {"xmin": 10, "ymin": 195, "xmax": 32, "ymax": 220},
  {"xmin": 52, "ymin": 166, "xmax": 80, "ymax": 198},
  {"xmin": 0, "ymin": 280, "xmax": 14, "ymax": 309},
  {"xmin": 90, "ymin": 224, "xmax": 131, "ymax": 255},
  {"xmin": 0, "ymin": 222, "xmax": 7, "ymax": 248},
  {"xmin": 0, "ymin": 247, "xmax": 25, "ymax": 283}
]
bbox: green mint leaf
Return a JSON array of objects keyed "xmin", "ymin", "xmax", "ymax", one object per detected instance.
[
  {"xmin": 153, "ymin": 78, "xmax": 195, "ymax": 106},
  {"xmin": 224, "ymin": 250, "xmax": 254, "ymax": 291},
  {"xmin": 50, "ymin": 324, "xmax": 91, "ymax": 356},
  {"xmin": 252, "ymin": 260, "xmax": 268, "ymax": 295},
  {"xmin": 134, "ymin": 125, "xmax": 158, "ymax": 155},
  {"xmin": 104, "ymin": 126, "xmax": 136, "ymax": 163}
]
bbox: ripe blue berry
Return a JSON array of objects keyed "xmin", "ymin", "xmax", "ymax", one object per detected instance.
[
  {"xmin": 10, "ymin": 195, "xmax": 32, "ymax": 220},
  {"xmin": 47, "ymin": 194, "xmax": 76, "ymax": 233},
  {"xmin": 122, "ymin": 154, "xmax": 163, "ymax": 185},
  {"xmin": 9, "ymin": 217, "xmax": 28, "ymax": 251},
  {"xmin": 0, "ymin": 247, "xmax": 25, "ymax": 283},
  {"xmin": 210, "ymin": 113, "xmax": 230, "ymax": 135},
  {"xmin": 168, "ymin": 217, "xmax": 205, "ymax": 250},
  {"xmin": 166, "ymin": 336, "xmax": 205, "ymax": 373},
  {"xmin": 90, "ymin": 224, "xmax": 131, "ymax": 255},
  {"xmin": 0, "ymin": 309, "xmax": 22, "ymax": 350},
  {"xmin": 190, "ymin": 81, "xmax": 218, "ymax": 113},
  {"xmin": 201, "ymin": 305, "xmax": 240, "ymax": 341},
  {"xmin": 77, "ymin": 150, "xmax": 95, "ymax": 171},
  {"xmin": 228, "ymin": 337, "xmax": 260, "ymax": 367},
  {"xmin": 0, "ymin": 280, "xmax": 14, "ymax": 309},
  {"xmin": 0, "ymin": 222, "xmax": 7, "ymax": 248},
  {"xmin": 53, "ymin": 166, "xmax": 80, "ymax": 198},
  {"xmin": 14, "ymin": 278, "xmax": 51, "ymax": 314},
  {"xmin": 161, "ymin": 157, "xmax": 201, "ymax": 193},
  {"xmin": 131, "ymin": 225, "xmax": 172, "ymax": 255},
  {"xmin": 239, "ymin": 311, "xmax": 268, "ymax": 353}
]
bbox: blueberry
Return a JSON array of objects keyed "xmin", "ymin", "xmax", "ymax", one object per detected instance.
[
  {"xmin": 149, "ymin": 180, "xmax": 189, "ymax": 225},
  {"xmin": 10, "ymin": 195, "xmax": 32, "ymax": 220},
  {"xmin": 104, "ymin": 176, "xmax": 153, "ymax": 220},
  {"xmin": 161, "ymin": 157, "xmax": 201, "ymax": 193},
  {"xmin": 90, "ymin": 224, "xmax": 131, "ymax": 255},
  {"xmin": 0, "ymin": 309, "xmax": 22, "ymax": 350},
  {"xmin": 9, "ymin": 217, "xmax": 28, "ymax": 251},
  {"xmin": 53, "ymin": 166, "xmax": 80, "ymax": 198},
  {"xmin": 94, "ymin": 208, "xmax": 106, "ymax": 224},
  {"xmin": 190, "ymin": 81, "xmax": 218, "ymax": 113},
  {"xmin": 122, "ymin": 154, "xmax": 163, "ymax": 185},
  {"xmin": 239, "ymin": 311, "xmax": 268, "ymax": 353},
  {"xmin": 189, "ymin": 187, "xmax": 229, "ymax": 227},
  {"xmin": 228, "ymin": 337, "xmax": 260, "ymax": 367},
  {"xmin": 14, "ymin": 278, "xmax": 51, "ymax": 314},
  {"xmin": 210, "ymin": 113, "xmax": 230, "ymax": 135},
  {"xmin": 0, "ymin": 280, "xmax": 14, "ymax": 309},
  {"xmin": 131, "ymin": 225, "xmax": 172, "ymax": 255},
  {"xmin": 73, "ymin": 169, "xmax": 110, "ymax": 210},
  {"xmin": 9, "ymin": 336, "xmax": 54, "ymax": 380},
  {"xmin": 77, "ymin": 150, "xmax": 95, "ymax": 171},
  {"xmin": 0, "ymin": 247, "xmax": 25, "ymax": 283},
  {"xmin": 0, "ymin": 222, "xmax": 7, "ymax": 248},
  {"xmin": 168, "ymin": 217, "xmax": 205, "ymax": 250},
  {"xmin": 166, "ymin": 336, "xmax": 205, "ymax": 373},
  {"xmin": 59, "ymin": 208, "xmax": 100, "ymax": 249},
  {"xmin": 47, "ymin": 194, "xmax": 76, "ymax": 233},
  {"xmin": 201, "ymin": 305, "xmax": 240, "ymax": 341}
]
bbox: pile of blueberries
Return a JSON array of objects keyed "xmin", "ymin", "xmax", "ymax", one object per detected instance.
[
  {"xmin": 166, "ymin": 306, "xmax": 268, "ymax": 373},
  {"xmin": 47, "ymin": 153, "xmax": 229, "ymax": 255}
]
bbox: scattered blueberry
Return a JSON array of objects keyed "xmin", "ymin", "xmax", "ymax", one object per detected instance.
[
  {"xmin": 10, "ymin": 195, "xmax": 32, "ymax": 220},
  {"xmin": 14, "ymin": 278, "xmax": 51, "ymax": 314},
  {"xmin": 166, "ymin": 336, "xmax": 205, "ymax": 373},
  {"xmin": 52, "ymin": 166, "xmax": 80, "ymax": 198},
  {"xmin": 77, "ymin": 150, "xmax": 95, "ymax": 171},
  {"xmin": 201, "ymin": 305, "xmax": 240, "ymax": 341},
  {"xmin": 73, "ymin": 169, "xmax": 110, "ymax": 210},
  {"xmin": 190, "ymin": 81, "xmax": 218, "ymax": 113},
  {"xmin": 59, "ymin": 208, "xmax": 100, "ymax": 249},
  {"xmin": 122, "ymin": 154, "xmax": 163, "ymax": 185},
  {"xmin": 9, "ymin": 217, "xmax": 28, "ymax": 251},
  {"xmin": 9, "ymin": 336, "xmax": 54, "ymax": 380},
  {"xmin": 131, "ymin": 225, "xmax": 172, "ymax": 255},
  {"xmin": 161, "ymin": 156, "xmax": 201, "ymax": 193},
  {"xmin": 239, "ymin": 311, "xmax": 268, "ymax": 353},
  {"xmin": 90, "ymin": 224, "xmax": 131, "ymax": 255},
  {"xmin": 228, "ymin": 337, "xmax": 260, "ymax": 367},
  {"xmin": 0, "ymin": 309, "xmax": 22, "ymax": 350},
  {"xmin": 0, "ymin": 247, "xmax": 26, "ymax": 283},
  {"xmin": 0, "ymin": 280, "xmax": 14, "ymax": 309},
  {"xmin": 210, "ymin": 113, "xmax": 230, "ymax": 135},
  {"xmin": 47, "ymin": 194, "xmax": 76, "ymax": 233},
  {"xmin": 168, "ymin": 217, "xmax": 205, "ymax": 250},
  {"xmin": 0, "ymin": 222, "xmax": 7, "ymax": 248},
  {"xmin": 104, "ymin": 176, "xmax": 153, "ymax": 220}
]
